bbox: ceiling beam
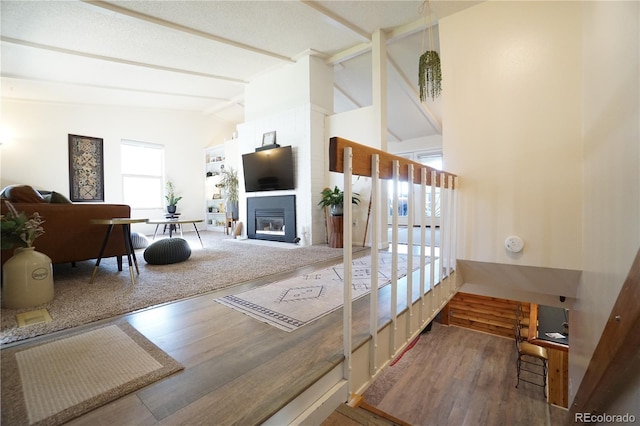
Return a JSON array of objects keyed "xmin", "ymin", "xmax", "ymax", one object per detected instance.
[
  {"xmin": 386, "ymin": 16, "xmax": 437, "ymax": 44},
  {"xmin": 326, "ymin": 16, "xmax": 438, "ymax": 66},
  {"xmin": 2, "ymin": 36, "xmax": 247, "ymax": 84},
  {"xmin": 298, "ymin": 1, "xmax": 371, "ymax": 43},
  {"xmin": 81, "ymin": 0, "xmax": 294, "ymax": 63},
  {"xmin": 388, "ymin": 55, "xmax": 442, "ymax": 133},
  {"xmin": 1, "ymin": 73, "xmax": 230, "ymax": 101}
]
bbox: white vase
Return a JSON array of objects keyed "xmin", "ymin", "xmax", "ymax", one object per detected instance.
[{"xmin": 2, "ymin": 247, "xmax": 54, "ymax": 309}]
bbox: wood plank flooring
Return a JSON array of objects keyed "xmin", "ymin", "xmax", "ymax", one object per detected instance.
[
  {"xmin": 362, "ymin": 323, "xmax": 570, "ymax": 426},
  {"xmin": 4, "ymin": 235, "xmax": 569, "ymax": 426}
]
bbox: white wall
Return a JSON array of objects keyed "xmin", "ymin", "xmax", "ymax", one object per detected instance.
[
  {"xmin": 440, "ymin": 1, "xmax": 583, "ymax": 270},
  {"xmin": 0, "ymin": 99, "xmax": 234, "ymax": 234},
  {"xmin": 439, "ymin": 0, "xmax": 640, "ymax": 408},
  {"xmin": 326, "ymin": 106, "xmax": 382, "ymax": 246},
  {"xmin": 238, "ymin": 54, "xmax": 333, "ymax": 245},
  {"xmin": 387, "ymin": 134, "xmax": 442, "ymax": 157},
  {"xmin": 572, "ymin": 0, "xmax": 640, "ymax": 406}
]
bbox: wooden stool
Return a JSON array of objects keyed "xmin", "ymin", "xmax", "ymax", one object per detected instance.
[{"xmin": 514, "ymin": 325, "xmax": 548, "ymax": 397}]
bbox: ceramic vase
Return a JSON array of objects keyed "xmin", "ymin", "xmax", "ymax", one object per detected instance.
[{"xmin": 2, "ymin": 247, "xmax": 54, "ymax": 309}]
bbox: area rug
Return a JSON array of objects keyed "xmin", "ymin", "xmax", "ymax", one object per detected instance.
[
  {"xmin": 216, "ymin": 252, "xmax": 424, "ymax": 332},
  {"xmin": 1, "ymin": 231, "xmax": 358, "ymax": 344},
  {"xmin": 1, "ymin": 321, "xmax": 183, "ymax": 426}
]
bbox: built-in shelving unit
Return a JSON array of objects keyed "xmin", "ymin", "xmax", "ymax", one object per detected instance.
[{"xmin": 205, "ymin": 145, "xmax": 226, "ymax": 231}]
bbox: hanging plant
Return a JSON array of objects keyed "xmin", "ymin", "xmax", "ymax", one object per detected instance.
[
  {"xmin": 419, "ymin": 50, "xmax": 442, "ymax": 101},
  {"xmin": 418, "ymin": 0, "xmax": 442, "ymax": 102}
]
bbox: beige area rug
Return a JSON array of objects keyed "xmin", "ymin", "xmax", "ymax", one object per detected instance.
[
  {"xmin": 1, "ymin": 321, "xmax": 183, "ymax": 426},
  {"xmin": 1, "ymin": 232, "xmax": 354, "ymax": 344},
  {"xmin": 216, "ymin": 252, "xmax": 425, "ymax": 332}
]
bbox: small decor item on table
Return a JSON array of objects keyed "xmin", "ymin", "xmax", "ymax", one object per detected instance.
[
  {"xmin": 1, "ymin": 200, "xmax": 54, "ymax": 309},
  {"xmin": 165, "ymin": 180, "xmax": 182, "ymax": 214}
]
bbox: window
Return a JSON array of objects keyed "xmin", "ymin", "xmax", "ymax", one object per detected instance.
[
  {"xmin": 121, "ymin": 140, "xmax": 164, "ymax": 209},
  {"xmin": 417, "ymin": 151, "xmax": 442, "ymax": 217}
]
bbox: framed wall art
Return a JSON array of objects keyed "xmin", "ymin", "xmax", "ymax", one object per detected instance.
[
  {"xmin": 262, "ymin": 131, "xmax": 276, "ymax": 147},
  {"xmin": 68, "ymin": 134, "xmax": 105, "ymax": 202}
]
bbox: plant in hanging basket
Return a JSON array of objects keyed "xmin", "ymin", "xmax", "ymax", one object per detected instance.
[{"xmin": 418, "ymin": 50, "xmax": 442, "ymax": 102}]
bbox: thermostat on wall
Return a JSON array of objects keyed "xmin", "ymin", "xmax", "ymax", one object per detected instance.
[{"xmin": 505, "ymin": 235, "xmax": 524, "ymax": 253}]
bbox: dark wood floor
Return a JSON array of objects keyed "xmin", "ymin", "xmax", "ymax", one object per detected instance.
[{"xmin": 361, "ymin": 323, "xmax": 570, "ymax": 426}]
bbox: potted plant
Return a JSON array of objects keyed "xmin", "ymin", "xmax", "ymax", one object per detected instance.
[
  {"xmin": 318, "ymin": 185, "xmax": 360, "ymax": 216},
  {"xmin": 219, "ymin": 166, "xmax": 239, "ymax": 220},
  {"xmin": 165, "ymin": 180, "xmax": 182, "ymax": 214},
  {"xmin": 1, "ymin": 200, "xmax": 54, "ymax": 308},
  {"xmin": 318, "ymin": 186, "xmax": 360, "ymax": 248},
  {"xmin": 1, "ymin": 201, "xmax": 45, "ymax": 249}
]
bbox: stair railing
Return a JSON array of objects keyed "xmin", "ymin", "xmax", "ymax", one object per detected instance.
[{"xmin": 329, "ymin": 136, "xmax": 461, "ymax": 397}]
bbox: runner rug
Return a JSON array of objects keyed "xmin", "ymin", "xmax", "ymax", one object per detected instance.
[
  {"xmin": 216, "ymin": 252, "xmax": 425, "ymax": 332},
  {"xmin": 1, "ymin": 321, "xmax": 183, "ymax": 426}
]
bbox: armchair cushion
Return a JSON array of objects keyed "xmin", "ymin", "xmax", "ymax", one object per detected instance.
[{"xmin": 0, "ymin": 185, "xmax": 46, "ymax": 203}]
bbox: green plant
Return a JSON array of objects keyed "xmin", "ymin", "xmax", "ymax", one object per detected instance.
[
  {"xmin": 318, "ymin": 186, "xmax": 360, "ymax": 209},
  {"xmin": 219, "ymin": 167, "xmax": 239, "ymax": 204},
  {"xmin": 1, "ymin": 200, "xmax": 45, "ymax": 249},
  {"xmin": 418, "ymin": 50, "xmax": 442, "ymax": 101},
  {"xmin": 165, "ymin": 180, "xmax": 182, "ymax": 206}
]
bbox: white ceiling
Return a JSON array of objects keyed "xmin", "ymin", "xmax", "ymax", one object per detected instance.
[{"xmin": 0, "ymin": 1, "xmax": 476, "ymax": 142}]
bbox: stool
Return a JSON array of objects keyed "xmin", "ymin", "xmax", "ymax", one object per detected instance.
[
  {"xmin": 514, "ymin": 325, "xmax": 548, "ymax": 397},
  {"xmin": 130, "ymin": 232, "xmax": 150, "ymax": 249},
  {"xmin": 144, "ymin": 238, "xmax": 191, "ymax": 265}
]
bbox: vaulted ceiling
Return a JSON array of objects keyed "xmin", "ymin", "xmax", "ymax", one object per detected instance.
[{"xmin": 1, "ymin": 1, "xmax": 477, "ymax": 142}]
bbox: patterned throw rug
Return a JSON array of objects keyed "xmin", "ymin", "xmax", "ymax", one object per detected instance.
[
  {"xmin": 216, "ymin": 252, "xmax": 427, "ymax": 332},
  {"xmin": 1, "ymin": 321, "xmax": 183, "ymax": 426}
]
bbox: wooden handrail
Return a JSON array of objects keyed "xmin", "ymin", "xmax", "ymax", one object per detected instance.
[
  {"xmin": 569, "ymin": 247, "xmax": 640, "ymax": 422},
  {"xmin": 329, "ymin": 137, "xmax": 457, "ymax": 188}
]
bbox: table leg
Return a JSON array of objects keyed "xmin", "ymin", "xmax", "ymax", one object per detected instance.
[
  {"xmin": 124, "ymin": 224, "xmax": 140, "ymax": 275},
  {"xmin": 90, "ymin": 224, "xmax": 114, "ymax": 283},
  {"xmin": 192, "ymin": 223, "xmax": 204, "ymax": 247},
  {"xmin": 153, "ymin": 224, "xmax": 160, "ymax": 240},
  {"xmin": 121, "ymin": 224, "xmax": 137, "ymax": 285}
]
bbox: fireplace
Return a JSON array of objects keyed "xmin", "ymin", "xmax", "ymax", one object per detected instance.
[{"xmin": 247, "ymin": 195, "xmax": 296, "ymax": 243}]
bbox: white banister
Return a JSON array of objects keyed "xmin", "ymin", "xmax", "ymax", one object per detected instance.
[
  {"xmin": 406, "ymin": 163, "xmax": 414, "ymax": 339},
  {"xmin": 369, "ymin": 154, "xmax": 380, "ymax": 376},
  {"xmin": 342, "ymin": 147, "xmax": 353, "ymax": 386}
]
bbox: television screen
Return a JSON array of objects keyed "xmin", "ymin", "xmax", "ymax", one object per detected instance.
[{"xmin": 242, "ymin": 146, "xmax": 295, "ymax": 192}]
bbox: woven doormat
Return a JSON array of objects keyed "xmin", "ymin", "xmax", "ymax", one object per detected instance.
[{"xmin": 1, "ymin": 321, "xmax": 183, "ymax": 426}]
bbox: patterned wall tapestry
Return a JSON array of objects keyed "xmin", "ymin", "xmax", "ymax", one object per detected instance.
[{"xmin": 68, "ymin": 134, "xmax": 104, "ymax": 202}]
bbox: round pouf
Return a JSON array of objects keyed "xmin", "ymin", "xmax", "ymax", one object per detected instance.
[
  {"xmin": 130, "ymin": 232, "xmax": 150, "ymax": 249},
  {"xmin": 143, "ymin": 238, "xmax": 191, "ymax": 265}
]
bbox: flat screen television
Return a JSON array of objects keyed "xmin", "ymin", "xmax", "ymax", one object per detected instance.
[{"xmin": 242, "ymin": 146, "xmax": 295, "ymax": 192}]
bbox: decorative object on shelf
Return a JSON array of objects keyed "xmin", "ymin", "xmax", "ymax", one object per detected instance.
[
  {"xmin": 318, "ymin": 186, "xmax": 360, "ymax": 248},
  {"xmin": 418, "ymin": 0, "xmax": 442, "ymax": 102},
  {"xmin": 68, "ymin": 134, "xmax": 104, "ymax": 202},
  {"xmin": 262, "ymin": 131, "xmax": 276, "ymax": 147},
  {"xmin": 165, "ymin": 180, "xmax": 182, "ymax": 214},
  {"xmin": 1, "ymin": 200, "xmax": 54, "ymax": 308},
  {"xmin": 219, "ymin": 167, "xmax": 239, "ymax": 220},
  {"xmin": 318, "ymin": 185, "xmax": 360, "ymax": 216}
]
